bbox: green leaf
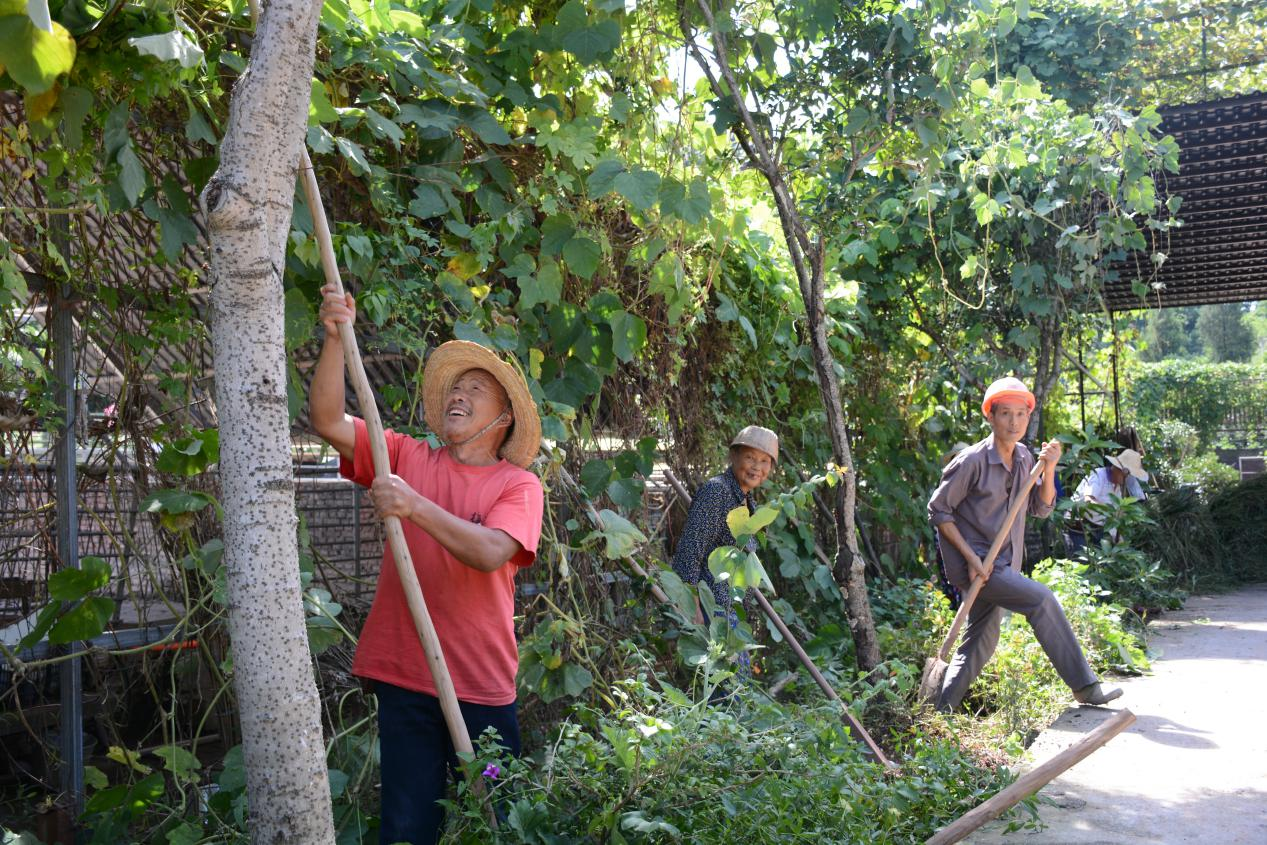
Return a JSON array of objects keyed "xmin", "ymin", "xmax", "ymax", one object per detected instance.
[
  {"xmin": 612, "ymin": 168, "xmax": 660, "ymax": 211},
  {"xmin": 561, "ymin": 663, "xmax": 593, "ymax": 697},
  {"xmin": 409, "ymin": 184, "xmax": 452, "ymax": 219},
  {"xmin": 606, "ymin": 476, "xmax": 644, "ymax": 511},
  {"xmin": 365, "ymin": 109, "xmax": 404, "ymax": 147},
  {"xmin": 142, "ymin": 198, "xmax": 198, "ymax": 263},
  {"xmin": 607, "ymin": 310, "xmax": 647, "ymax": 363},
  {"xmin": 157, "ymin": 429, "xmax": 219, "ymax": 476},
  {"xmin": 0, "ymin": 15, "xmax": 76, "ymax": 95},
  {"xmin": 122, "ymin": 772, "xmax": 166, "ymax": 818},
  {"xmin": 309, "ymin": 79, "xmax": 337, "ymax": 124},
  {"xmin": 561, "ymin": 19, "xmax": 621, "ymax": 65},
  {"xmin": 85, "ymin": 784, "xmax": 129, "ymax": 815},
  {"xmin": 83, "ymin": 765, "xmax": 108, "ymax": 791},
  {"xmin": 217, "ymin": 746, "xmax": 246, "ymax": 792},
  {"xmin": 327, "ymin": 768, "xmax": 349, "ymax": 800},
  {"xmin": 726, "ymin": 505, "xmax": 779, "ymax": 538},
  {"xmin": 48, "ymin": 556, "xmax": 111, "ymax": 601},
  {"xmin": 139, "ymin": 489, "xmax": 217, "ymax": 515},
  {"xmin": 540, "ymin": 214, "xmax": 575, "ymax": 255},
  {"xmin": 48, "ymin": 596, "xmax": 115, "ymax": 644},
  {"xmin": 594, "ymin": 509, "xmax": 646, "ymax": 559},
  {"xmin": 166, "ymin": 822, "xmax": 202, "ymax": 845},
  {"xmin": 579, "ymin": 458, "xmax": 612, "ymax": 497},
  {"xmin": 16, "ymin": 603, "xmax": 58, "ymax": 650},
  {"xmin": 128, "ymin": 30, "xmax": 204, "ymax": 68},
  {"xmin": 153, "ymin": 744, "xmax": 201, "ymax": 783},
  {"xmin": 398, "ymin": 101, "xmax": 458, "ymax": 133},
  {"xmin": 996, "ymin": 7, "xmax": 1017, "ymax": 38},
  {"xmin": 59, "ymin": 85, "xmax": 92, "ymax": 149},
  {"xmin": 657, "ymin": 569, "xmax": 698, "ymax": 620},
  {"xmin": 621, "ymin": 812, "xmax": 681, "ymax": 837},
  {"xmin": 519, "ymin": 258, "xmax": 562, "ymax": 310},
  {"xmin": 335, "ymin": 137, "xmax": 370, "ymax": 175},
  {"xmin": 679, "ymin": 178, "xmax": 711, "ymax": 224},
  {"xmin": 587, "ymin": 158, "xmax": 625, "ymax": 196},
  {"xmin": 117, "ymin": 146, "xmax": 147, "ymax": 206},
  {"xmin": 706, "ymin": 545, "xmax": 744, "ymax": 587},
  {"xmin": 284, "ymin": 287, "xmax": 316, "ymax": 352},
  {"xmin": 459, "ymin": 106, "xmax": 511, "ymax": 145},
  {"xmin": 435, "ymin": 270, "xmax": 475, "ymax": 310},
  {"xmin": 562, "ymin": 236, "xmax": 600, "ymax": 280}
]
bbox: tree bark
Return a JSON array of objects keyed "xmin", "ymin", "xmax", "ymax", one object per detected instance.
[
  {"xmin": 679, "ymin": 0, "xmax": 881, "ymax": 671},
  {"xmin": 200, "ymin": 0, "xmax": 335, "ymax": 839}
]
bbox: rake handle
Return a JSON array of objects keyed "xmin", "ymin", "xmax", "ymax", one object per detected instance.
[
  {"xmin": 661, "ymin": 468, "xmax": 895, "ymax": 769},
  {"xmin": 298, "ymin": 153, "xmax": 481, "ymax": 777},
  {"xmin": 936, "ymin": 459, "xmax": 1046, "ymax": 663}
]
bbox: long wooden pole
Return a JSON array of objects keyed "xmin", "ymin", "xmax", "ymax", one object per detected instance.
[
  {"xmin": 935, "ymin": 461, "xmax": 1044, "ymax": 665},
  {"xmin": 297, "ymin": 154, "xmax": 483, "ymax": 791},
  {"xmin": 660, "ymin": 468, "xmax": 895, "ymax": 770},
  {"xmin": 925, "ymin": 708, "xmax": 1136, "ymax": 845},
  {"xmin": 556, "ymin": 467, "xmax": 671, "ymax": 604}
]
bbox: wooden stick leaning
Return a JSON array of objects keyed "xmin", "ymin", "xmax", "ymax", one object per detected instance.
[
  {"xmin": 925, "ymin": 708, "xmax": 1136, "ymax": 845},
  {"xmin": 557, "ymin": 467, "xmax": 673, "ymax": 605},
  {"xmin": 661, "ymin": 469, "xmax": 895, "ymax": 770},
  {"xmin": 917, "ymin": 459, "xmax": 1045, "ymax": 705},
  {"xmin": 297, "ymin": 154, "xmax": 486, "ymax": 802}
]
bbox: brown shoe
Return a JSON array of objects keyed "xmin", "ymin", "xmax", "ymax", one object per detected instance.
[{"xmin": 1073, "ymin": 682, "xmax": 1123, "ymax": 705}]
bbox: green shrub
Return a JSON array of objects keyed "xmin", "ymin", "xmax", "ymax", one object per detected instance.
[
  {"xmin": 1176, "ymin": 453, "xmax": 1240, "ymax": 500},
  {"xmin": 1208, "ymin": 474, "xmax": 1267, "ymax": 583},
  {"xmin": 1135, "ymin": 487, "xmax": 1229, "ymax": 588},
  {"xmin": 1128, "ymin": 361, "xmax": 1267, "ymax": 449},
  {"xmin": 446, "ymin": 674, "xmax": 1025, "ymax": 844},
  {"xmin": 1137, "ymin": 419, "xmax": 1199, "ymax": 487}
]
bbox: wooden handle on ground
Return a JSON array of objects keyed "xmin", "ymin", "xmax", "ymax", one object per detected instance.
[
  {"xmin": 298, "ymin": 153, "xmax": 477, "ymax": 766},
  {"xmin": 937, "ymin": 460, "xmax": 1046, "ymax": 663},
  {"xmin": 925, "ymin": 708, "xmax": 1136, "ymax": 844},
  {"xmin": 661, "ymin": 468, "xmax": 894, "ymax": 769}
]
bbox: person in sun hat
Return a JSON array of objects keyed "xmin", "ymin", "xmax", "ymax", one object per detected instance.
[
  {"xmin": 672, "ymin": 425, "xmax": 778, "ymax": 692},
  {"xmin": 311, "ymin": 284, "xmax": 543, "ymax": 845},
  {"xmin": 1066, "ymin": 448, "xmax": 1149, "ymax": 552},
  {"xmin": 927, "ymin": 376, "xmax": 1122, "ymax": 712}
]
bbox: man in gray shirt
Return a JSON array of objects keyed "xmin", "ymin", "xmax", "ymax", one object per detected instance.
[{"xmin": 928, "ymin": 377, "xmax": 1123, "ymax": 712}]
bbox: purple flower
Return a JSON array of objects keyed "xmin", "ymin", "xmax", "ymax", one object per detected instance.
[{"xmin": 482, "ymin": 763, "xmax": 501, "ymax": 780}]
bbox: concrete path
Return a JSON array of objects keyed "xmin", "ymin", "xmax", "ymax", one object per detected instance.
[{"xmin": 967, "ymin": 583, "xmax": 1267, "ymax": 845}]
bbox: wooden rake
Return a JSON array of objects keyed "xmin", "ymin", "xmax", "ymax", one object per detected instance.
[
  {"xmin": 297, "ymin": 153, "xmax": 491, "ymax": 815},
  {"xmin": 660, "ymin": 468, "xmax": 896, "ymax": 770}
]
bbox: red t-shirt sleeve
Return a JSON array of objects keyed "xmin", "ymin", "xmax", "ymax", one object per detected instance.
[
  {"xmin": 338, "ymin": 417, "xmax": 411, "ymax": 487},
  {"xmin": 484, "ymin": 473, "xmax": 545, "ymax": 568}
]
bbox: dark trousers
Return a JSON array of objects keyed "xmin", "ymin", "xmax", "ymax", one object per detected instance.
[
  {"xmin": 376, "ymin": 682, "xmax": 520, "ymax": 845},
  {"xmin": 1064, "ymin": 525, "xmax": 1105, "ymax": 555}
]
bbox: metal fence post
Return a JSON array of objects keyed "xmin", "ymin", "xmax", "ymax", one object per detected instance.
[{"xmin": 52, "ymin": 284, "xmax": 84, "ymax": 823}]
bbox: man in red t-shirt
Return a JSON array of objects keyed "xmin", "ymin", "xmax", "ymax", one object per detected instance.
[{"xmin": 312, "ymin": 285, "xmax": 544, "ymax": 844}]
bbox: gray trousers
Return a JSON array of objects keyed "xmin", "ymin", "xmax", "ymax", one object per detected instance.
[{"xmin": 938, "ymin": 564, "xmax": 1098, "ymax": 711}]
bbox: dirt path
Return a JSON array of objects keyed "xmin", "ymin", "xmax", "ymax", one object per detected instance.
[{"xmin": 967, "ymin": 583, "xmax": 1267, "ymax": 845}]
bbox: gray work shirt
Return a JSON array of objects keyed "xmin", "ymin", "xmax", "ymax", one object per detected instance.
[{"xmin": 928, "ymin": 435, "xmax": 1053, "ymax": 589}]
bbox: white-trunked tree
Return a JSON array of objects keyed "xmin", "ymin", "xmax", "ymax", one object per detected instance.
[{"xmin": 199, "ymin": 0, "xmax": 335, "ymax": 838}]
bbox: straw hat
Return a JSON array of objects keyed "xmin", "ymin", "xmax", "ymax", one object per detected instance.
[
  {"xmin": 422, "ymin": 340, "xmax": 540, "ymax": 469},
  {"xmin": 731, "ymin": 425, "xmax": 779, "ymax": 463},
  {"xmin": 981, "ymin": 377, "xmax": 1035, "ymax": 416},
  {"xmin": 1107, "ymin": 448, "xmax": 1147, "ymax": 481}
]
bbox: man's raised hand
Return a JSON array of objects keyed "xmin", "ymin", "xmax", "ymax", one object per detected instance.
[{"xmin": 319, "ymin": 283, "xmax": 356, "ymax": 338}]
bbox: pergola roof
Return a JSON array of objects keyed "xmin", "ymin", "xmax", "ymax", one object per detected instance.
[{"xmin": 1105, "ymin": 90, "xmax": 1267, "ymax": 312}]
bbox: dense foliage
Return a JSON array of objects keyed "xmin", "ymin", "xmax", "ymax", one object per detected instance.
[{"xmin": 2, "ymin": 0, "xmax": 1265, "ymax": 841}]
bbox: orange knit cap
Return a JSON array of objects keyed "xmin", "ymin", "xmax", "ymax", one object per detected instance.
[{"xmin": 981, "ymin": 377, "xmax": 1035, "ymax": 416}]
